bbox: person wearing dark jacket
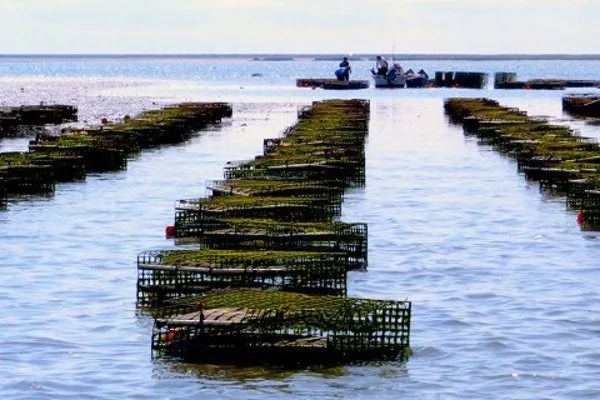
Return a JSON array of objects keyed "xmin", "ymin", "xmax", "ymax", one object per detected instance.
[
  {"xmin": 371, "ymin": 56, "xmax": 389, "ymax": 76},
  {"xmin": 336, "ymin": 57, "xmax": 351, "ymax": 81}
]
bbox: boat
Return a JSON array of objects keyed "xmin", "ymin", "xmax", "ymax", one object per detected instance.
[
  {"xmin": 372, "ymin": 64, "xmax": 430, "ymax": 89},
  {"xmin": 405, "ymin": 69, "xmax": 431, "ymax": 88},
  {"xmin": 372, "ymin": 64, "xmax": 406, "ymax": 88}
]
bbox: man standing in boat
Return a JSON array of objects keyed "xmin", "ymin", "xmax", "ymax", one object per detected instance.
[
  {"xmin": 336, "ymin": 57, "xmax": 351, "ymax": 81},
  {"xmin": 372, "ymin": 56, "xmax": 389, "ymax": 76}
]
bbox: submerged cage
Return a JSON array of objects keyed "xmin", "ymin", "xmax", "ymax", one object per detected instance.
[
  {"xmin": 151, "ymin": 289, "xmax": 411, "ymax": 366},
  {"xmin": 137, "ymin": 250, "xmax": 348, "ymax": 306}
]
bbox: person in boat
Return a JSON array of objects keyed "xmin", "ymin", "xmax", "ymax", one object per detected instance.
[
  {"xmin": 380, "ymin": 62, "xmax": 401, "ymax": 82},
  {"xmin": 335, "ymin": 57, "xmax": 351, "ymax": 81},
  {"xmin": 371, "ymin": 56, "xmax": 389, "ymax": 76}
]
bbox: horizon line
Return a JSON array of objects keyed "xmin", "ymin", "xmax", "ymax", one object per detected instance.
[{"xmin": 2, "ymin": 53, "xmax": 600, "ymax": 59}]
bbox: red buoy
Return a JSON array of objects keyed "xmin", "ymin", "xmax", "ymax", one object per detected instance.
[
  {"xmin": 165, "ymin": 225, "xmax": 176, "ymax": 238},
  {"xmin": 577, "ymin": 212, "xmax": 585, "ymax": 225}
]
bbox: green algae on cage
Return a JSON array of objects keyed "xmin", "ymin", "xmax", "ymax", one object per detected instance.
[
  {"xmin": 151, "ymin": 288, "xmax": 411, "ymax": 366},
  {"xmin": 0, "ymin": 152, "xmax": 55, "ymax": 194},
  {"xmin": 175, "ymin": 196, "xmax": 342, "ymax": 229},
  {"xmin": 173, "ymin": 218, "xmax": 368, "ymax": 270},
  {"xmin": 137, "ymin": 249, "xmax": 349, "ymax": 306},
  {"xmin": 205, "ymin": 179, "xmax": 345, "ymax": 200},
  {"xmin": 29, "ymin": 102, "xmax": 233, "ymax": 173}
]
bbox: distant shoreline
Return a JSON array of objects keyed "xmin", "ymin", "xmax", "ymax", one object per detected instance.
[{"xmin": 3, "ymin": 54, "xmax": 600, "ymax": 61}]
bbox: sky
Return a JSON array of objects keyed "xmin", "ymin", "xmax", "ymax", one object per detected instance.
[{"xmin": 0, "ymin": 0, "xmax": 598, "ymax": 55}]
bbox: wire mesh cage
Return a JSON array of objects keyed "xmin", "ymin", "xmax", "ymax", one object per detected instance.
[
  {"xmin": 0, "ymin": 177, "xmax": 6, "ymax": 208},
  {"xmin": 578, "ymin": 188, "xmax": 600, "ymax": 228},
  {"xmin": 174, "ymin": 219, "xmax": 368, "ymax": 270},
  {"xmin": 174, "ymin": 196, "xmax": 342, "ymax": 233},
  {"xmin": 205, "ymin": 179, "xmax": 345, "ymax": 200},
  {"xmin": 151, "ymin": 289, "xmax": 411, "ymax": 366},
  {"xmin": 0, "ymin": 164, "xmax": 54, "ymax": 194},
  {"xmin": 137, "ymin": 250, "xmax": 348, "ymax": 306}
]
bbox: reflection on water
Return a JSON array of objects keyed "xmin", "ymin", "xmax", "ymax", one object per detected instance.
[{"xmin": 158, "ymin": 360, "xmax": 349, "ymax": 382}]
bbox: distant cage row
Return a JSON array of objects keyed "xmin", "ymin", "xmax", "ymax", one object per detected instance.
[
  {"xmin": 444, "ymin": 96, "xmax": 600, "ymax": 229},
  {"xmin": 0, "ymin": 102, "xmax": 232, "ymax": 208}
]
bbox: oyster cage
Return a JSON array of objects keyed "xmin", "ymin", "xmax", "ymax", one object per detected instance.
[
  {"xmin": 0, "ymin": 164, "xmax": 54, "ymax": 194},
  {"xmin": 576, "ymin": 187, "xmax": 600, "ymax": 228},
  {"xmin": 151, "ymin": 289, "xmax": 411, "ymax": 366},
  {"xmin": 173, "ymin": 219, "xmax": 368, "ymax": 270},
  {"xmin": 205, "ymin": 178, "xmax": 345, "ymax": 200},
  {"xmin": 137, "ymin": 250, "xmax": 348, "ymax": 306},
  {"xmin": 174, "ymin": 196, "xmax": 342, "ymax": 230},
  {"xmin": 0, "ymin": 178, "xmax": 6, "ymax": 208},
  {"xmin": 223, "ymin": 162, "xmax": 365, "ymax": 188}
]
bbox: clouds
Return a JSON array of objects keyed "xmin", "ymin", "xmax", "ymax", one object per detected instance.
[{"xmin": 0, "ymin": 0, "xmax": 597, "ymax": 54}]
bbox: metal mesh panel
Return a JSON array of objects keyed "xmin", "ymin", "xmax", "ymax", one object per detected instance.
[
  {"xmin": 137, "ymin": 250, "xmax": 348, "ymax": 306},
  {"xmin": 151, "ymin": 289, "xmax": 410, "ymax": 365}
]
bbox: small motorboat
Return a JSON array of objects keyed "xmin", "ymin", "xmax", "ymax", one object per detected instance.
[
  {"xmin": 372, "ymin": 64, "xmax": 430, "ymax": 89},
  {"xmin": 372, "ymin": 64, "xmax": 406, "ymax": 88}
]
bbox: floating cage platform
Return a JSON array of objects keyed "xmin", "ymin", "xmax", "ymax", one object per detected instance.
[
  {"xmin": 1, "ymin": 150, "xmax": 86, "ymax": 183},
  {"xmin": 137, "ymin": 250, "xmax": 348, "ymax": 306},
  {"xmin": 495, "ymin": 72, "xmax": 600, "ymax": 90},
  {"xmin": 29, "ymin": 154, "xmax": 86, "ymax": 181},
  {"xmin": 263, "ymin": 136, "xmax": 366, "ymax": 155},
  {"xmin": 205, "ymin": 179, "xmax": 345, "ymax": 200},
  {"xmin": 174, "ymin": 196, "xmax": 342, "ymax": 230},
  {"xmin": 0, "ymin": 165, "xmax": 54, "ymax": 194},
  {"xmin": 0, "ymin": 152, "xmax": 55, "ymax": 194},
  {"xmin": 151, "ymin": 289, "xmax": 411, "ymax": 366},
  {"xmin": 296, "ymin": 78, "xmax": 369, "ymax": 90},
  {"xmin": 173, "ymin": 218, "xmax": 368, "ymax": 270},
  {"xmin": 0, "ymin": 104, "xmax": 77, "ymax": 137},
  {"xmin": 29, "ymin": 142, "xmax": 126, "ymax": 173},
  {"xmin": 434, "ymin": 71, "xmax": 488, "ymax": 88},
  {"xmin": 223, "ymin": 160, "xmax": 365, "ymax": 188},
  {"xmin": 562, "ymin": 94, "xmax": 600, "ymax": 118}
]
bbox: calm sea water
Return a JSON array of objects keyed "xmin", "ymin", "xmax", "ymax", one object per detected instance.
[{"xmin": 1, "ymin": 58, "xmax": 600, "ymax": 399}]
